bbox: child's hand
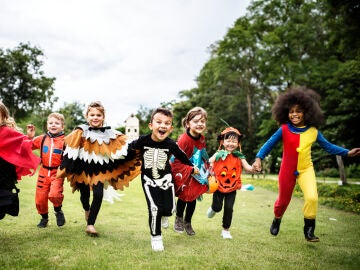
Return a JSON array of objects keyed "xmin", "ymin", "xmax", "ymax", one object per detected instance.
[
  {"xmin": 26, "ymin": 124, "xmax": 36, "ymax": 139},
  {"xmin": 348, "ymin": 148, "xmax": 360, "ymax": 157},
  {"xmin": 193, "ymin": 166, "xmax": 200, "ymax": 175},
  {"xmin": 252, "ymin": 158, "xmax": 262, "ymax": 172},
  {"xmin": 248, "ymin": 165, "xmax": 256, "ymax": 174}
]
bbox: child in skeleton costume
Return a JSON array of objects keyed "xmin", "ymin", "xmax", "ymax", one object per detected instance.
[
  {"xmin": 253, "ymin": 87, "xmax": 360, "ymax": 242},
  {"xmin": 207, "ymin": 127, "xmax": 253, "ymax": 239},
  {"xmin": 128, "ymin": 108, "xmax": 198, "ymax": 251},
  {"xmin": 57, "ymin": 101, "xmax": 141, "ymax": 236},
  {"xmin": 0, "ymin": 101, "xmax": 40, "ymax": 220}
]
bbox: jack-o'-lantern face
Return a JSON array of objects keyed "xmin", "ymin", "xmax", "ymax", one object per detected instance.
[{"xmin": 213, "ymin": 155, "xmax": 242, "ymax": 193}]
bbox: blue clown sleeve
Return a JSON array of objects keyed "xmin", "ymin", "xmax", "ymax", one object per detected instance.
[
  {"xmin": 256, "ymin": 127, "xmax": 283, "ymax": 159},
  {"xmin": 316, "ymin": 131, "xmax": 349, "ymax": 156}
]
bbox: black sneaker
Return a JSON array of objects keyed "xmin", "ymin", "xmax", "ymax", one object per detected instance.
[
  {"xmin": 184, "ymin": 222, "xmax": 195, "ymax": 236},
  {"xmin": 174, "ymin": 216, "xmax": 184, "ymax": 233},
  {"xmin": 270, "ymin": 217, "xmax": 281, "ymax": 236},
  {"xmin": 55, "ymin": 210, "xmax": 65, "ymax": 227},
  {"xmin": 37, "ymin": 218, "xmax": 48, "ymax": 228}
]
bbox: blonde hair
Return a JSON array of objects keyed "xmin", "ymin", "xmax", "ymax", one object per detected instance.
[
  {"xmin": 0, "ymin": 101, "xmax": 20, "ymax": 130},
  {"xmin": 181, "ymin": 107, "xmax": 207, "ymax": 128},
  {"xmin": 48, "ymin": 112, "xmax": 65, "ymax": 126}
]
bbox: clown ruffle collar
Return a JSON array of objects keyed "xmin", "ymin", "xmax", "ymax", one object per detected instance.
[{"xmin": 215, "ymin": 150, "xmax": 246, "ymax": 161}]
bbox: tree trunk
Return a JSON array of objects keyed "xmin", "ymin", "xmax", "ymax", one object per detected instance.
[
  {"xmin": 336, "ymin": 155, "xmax": 347, "ymax": 185},
  {"xmin": 246, "ymin": 90, "xmax": 253, "ymax": 135}
]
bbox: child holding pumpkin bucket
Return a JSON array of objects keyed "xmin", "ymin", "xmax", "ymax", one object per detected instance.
[{"xmin": 207, "ymin": 127, "xmax": 253, "ymax": 239}]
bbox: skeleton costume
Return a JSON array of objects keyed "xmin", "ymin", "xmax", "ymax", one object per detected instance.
[
  {"xmin": 128, "ymin": 134, "xmax": 194, "ymax": 236},
  {"xmin": 57, "ymin": 124, "xmax": 141, "ymax": 226}
]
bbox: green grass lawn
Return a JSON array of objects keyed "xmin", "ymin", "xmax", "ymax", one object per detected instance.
[{"xmin": 1, "ymin": 175, "xmax": 359, "ymax": 270}]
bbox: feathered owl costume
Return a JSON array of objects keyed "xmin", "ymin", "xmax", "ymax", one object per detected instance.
[{"xmin": 57, "ymin": 124, "xmax": 141, "ymax": 192}]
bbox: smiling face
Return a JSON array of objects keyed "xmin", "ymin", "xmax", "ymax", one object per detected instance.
[
  {"xmin": 186, "ymin": 114, "xmax": 207, "ymax": 137},
  {"xmin": 149, "ymin": 112, "xmax": 173, "ymax": 142},
  {"xmin": 86, "ymin": 107, "xmax": 105, "ymax": 128},
  {"xmin": 222, "ymin": 135, "xmax": 239, "ymax": 153},
  {"xmin": 288, "ymin": 104, "xmax": 305, "ymax": 127},
  {"xmin": 47, "ymin": 116, "xmax": 64, "ymax": 135}
]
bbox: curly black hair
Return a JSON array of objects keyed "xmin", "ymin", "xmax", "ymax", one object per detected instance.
[{"xmin": 272, "ymin": 86, "xmax": 324, "ymax": 128}]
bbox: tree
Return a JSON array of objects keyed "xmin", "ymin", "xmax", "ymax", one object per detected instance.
[
  {"xmin": 18, "ymin": 101, "xmax": 86, "ymax": 135},
  {"xmin": 171, "ymin": 0, "xmax": 359, "ymax": 175},
  {"xmin": 0, "ymin": 43, "xmax": 57, "ymax": 121},
  {"xmin": 58, "ymin": 101, "xmax": 86, "ymax": 133}
]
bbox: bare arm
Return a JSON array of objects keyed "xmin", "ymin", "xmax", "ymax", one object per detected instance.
[
  {"xmin": 348, "ymin": 148, "xmax": 360, "ymax": 157},
  {"xmin": 241, "ymin": 159, "xmax": 254, "ymax": 173}
]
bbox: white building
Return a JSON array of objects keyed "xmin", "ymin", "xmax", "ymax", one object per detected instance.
[{"xmin": 125, "ymin": 114, "xmax": 139, "ymax": 141}]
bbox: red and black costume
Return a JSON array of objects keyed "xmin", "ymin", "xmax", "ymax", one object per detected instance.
[
  {"xmin": 171, "ymin": 130, "xmax": 209, "ymax": 230},
  {"xmin": 0, "ymin": 125, "xmax": 40, "ymax": 219}
]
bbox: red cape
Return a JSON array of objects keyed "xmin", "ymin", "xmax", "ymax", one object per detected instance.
[{"xmin": 0, "ymin": 126, "xmax": 40, "ymax": 180}]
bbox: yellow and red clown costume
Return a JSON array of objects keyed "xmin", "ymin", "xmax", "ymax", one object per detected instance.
[
  {"xmin": 31, "ymin": 132, "xmax": 65, "ymax": 215},
  {"xmin": 256, "ymin": 123, "xmax": 349, "ymax": 220}
]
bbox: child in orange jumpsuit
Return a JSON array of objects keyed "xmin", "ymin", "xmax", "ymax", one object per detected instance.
[{"xmin": 27, "ymin": 113, "xmax": 66, "ymax": 228}]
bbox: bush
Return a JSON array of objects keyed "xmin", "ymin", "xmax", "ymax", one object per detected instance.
[
  {"xmin": 317, "ymin": 168, "xmax": 341, "ymax": 178},
  {"xmin": 244, "ymin": 176, "xmax": 360, "ymax": 214},
  {"xmin": 346, "ymin": 163, "xmax": 360, "ymax": 178}
]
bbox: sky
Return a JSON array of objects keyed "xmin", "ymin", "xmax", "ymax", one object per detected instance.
[{"xmin": 0, "ymin": 0, "xmax": 251, "ymax": 127}]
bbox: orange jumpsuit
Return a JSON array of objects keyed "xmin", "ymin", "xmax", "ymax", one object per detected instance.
[{"xmin": 32, "ymin": 132, "xmax": 65, "ymax": 215}]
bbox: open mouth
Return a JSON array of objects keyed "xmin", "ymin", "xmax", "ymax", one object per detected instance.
[{"xmin": 159, "ymin": 130, "xmax": 166, "ymax": 135}]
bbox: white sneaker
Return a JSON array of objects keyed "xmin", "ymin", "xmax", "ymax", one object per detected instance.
[
  {"xmin": 161, "ymin": 216, "xmax": 169, "ymax": 229},
  {"xmin": 207, "ymin": 207, "xmax": 216, "ymax": 218},
  {"xmin": 221, "ymin": 230, "xmax": 233, "ymax": 239},
  {"xmin": 151, "ymin": 235, "xmax": 164, "ymax": 251}
]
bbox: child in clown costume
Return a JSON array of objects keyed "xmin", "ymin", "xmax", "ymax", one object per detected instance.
[
  {"xmin": 171, "ymin": 107, "xmax": 210, "ymax": 236},
  {"xmin": 207, "ymin": 127, "xmax": 253, "ymax": 239},
  {"xmin": 253, "ymin": 87, "xmax": 360, "ymax": 242},
  {"xmin": 27, "ymin": 113, "xmax": 66, "ymax": 228},
  {"xmin": 0, "ymin": 101, "xmax": 40, "ymax": 220},
  {"xmin": 57, "ymin": 101, "xmax": 141, "ymax": 237}
]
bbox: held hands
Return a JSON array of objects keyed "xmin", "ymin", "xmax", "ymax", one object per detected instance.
[
  {"xmin": 26, "ymin": 124, "xmax": 36, "ymax": 139},
  {"xmin": 348, "ymin": 148, "xmax": 360, "ymax": 157},
  {"xmin": 252, "ymin": 158, "xmax": 262, "ymax": 173}
]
